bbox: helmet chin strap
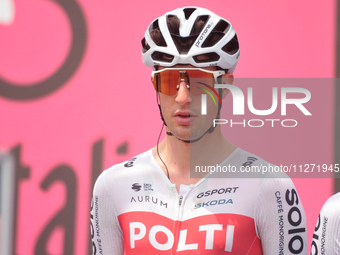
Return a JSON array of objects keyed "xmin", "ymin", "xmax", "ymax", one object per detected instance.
[
  {"xmin": 157, "ymin": 88, "xmax": 222, "ymax": 144},
  {"xmin": 165, "ymin": 128, "xmax": 212, "ymax": 143}
]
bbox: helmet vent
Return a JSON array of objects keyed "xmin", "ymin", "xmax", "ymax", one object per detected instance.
[
  {"xmin": 167, "ymin": 15, "xmax": 180, "ymax": 35},
  {"xmin": 171, "ymin": 34, "xmax": 198, "ymax": 54},
  {"xmin": 141, "ymin": 38, "xmax": 150, "ymax": 53},
  {"xmin": 212, "ymin": 20, "xmax": 230, "ymax": 34},
  {"xmin": 222, "ymin": 34, "xmax": 239, "ymax": 55},
  {"xmin": 201, "ymin": 20, "xmax": 230, "ymax": 48},
  {"xmin": 183, "ymin": 8, "xmax": 196, "ymax": 20},
  {"xmin": 151, "ymin": 51, "xmax": 174, "ymax": 63},
  {"xmin": 193, "ymin": 53, "xmax": 220, "ymax": 63},
  {"xmin": 149, "ymin": 19, "xmax": 167, "ymax": 47},
  {"xmin": 189, "ymin": 15, "xmax": 210, "ymax": 36},
  {"xmin": 201, "ymin": 32, "xmax": 224, "ymax": 48}
]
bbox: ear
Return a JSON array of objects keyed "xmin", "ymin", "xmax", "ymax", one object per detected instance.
[{"xmin": 221, "ymin": 72, "xmax": 234, "ymax": 99}]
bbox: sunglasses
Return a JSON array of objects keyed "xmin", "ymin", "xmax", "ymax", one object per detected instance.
[{"xmin": 151, "ymin": 68, "xmax": 225, "ymax": 96}]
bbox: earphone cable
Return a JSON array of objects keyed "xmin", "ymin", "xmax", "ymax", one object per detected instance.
[{"xmin": 157, "ymin": 123, "xmax": 170, "ymax": 180}]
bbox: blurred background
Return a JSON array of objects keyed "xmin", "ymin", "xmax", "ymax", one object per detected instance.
[{"xmin": 0, "ymin": 0, "xmax": 338, "ymax": 254}]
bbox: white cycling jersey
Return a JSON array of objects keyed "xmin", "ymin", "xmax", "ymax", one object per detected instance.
[
  {"xmin": 90, "ymin": 148, "xmax": 307, "ymax": 254},
  {"xmin": 310, "ymin": 192, "xmax": 340, "ymax": 255}
]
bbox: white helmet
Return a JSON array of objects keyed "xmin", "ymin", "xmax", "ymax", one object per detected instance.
[{"xmin": 142, "ymin": 7, "xmax": 240, "ymax": 72}]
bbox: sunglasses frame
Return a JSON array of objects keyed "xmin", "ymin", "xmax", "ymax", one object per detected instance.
[
  {"xmin": 151, "ymin": 68, "xmax": 226, "ymax": 98},
  {"xmin": 151, "ymin": 68, "xmax": 225, "ymax": 83}
]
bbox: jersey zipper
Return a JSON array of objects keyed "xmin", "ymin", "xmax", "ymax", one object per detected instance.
[
  {"xmin": 171, "ymin": 193, "xmax": 184, "ymax": 254},
  {"xmin": 171, "ymin": 195, "xmax": 184, "ymax": 254},
  {"xmin": 179, "ymin": 195, "xmax": 183, "ymax": 206},
  {"xmin": 172, "ymin": 188, "xmax": 192, "ymax": 254}
]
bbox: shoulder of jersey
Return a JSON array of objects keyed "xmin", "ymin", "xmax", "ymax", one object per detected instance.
[
  {"xmin": 236, "ymin": 149, "xmax": 267, "ymax": 166},
  {"xmin": 99, "ymin": 149, "xmax": 152, "ymax": 180},
  {"xmin": 235, "ymin": 148, "xmax": 289, "ymax": 179},
  {"xmin": 322, "ymin": 192, "xmax": 340, "ymax": 211}
]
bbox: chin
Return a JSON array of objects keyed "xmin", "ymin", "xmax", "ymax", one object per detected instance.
[{"xmin": 172, "ymin": 126, "xmax": 209, "ymax": 141}]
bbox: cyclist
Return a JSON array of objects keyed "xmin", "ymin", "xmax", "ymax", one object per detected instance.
[
  {"xmin": 90, "ymin": 7, "xmax": 307, "ymax": 254},
  {"xmin": 310, "ymin": 192, "xmax": 340, "ymax": 254}
]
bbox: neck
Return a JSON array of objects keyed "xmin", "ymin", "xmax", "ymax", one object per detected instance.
[{"xmin": 153, "ymin": 126, "xmax": 237, "ymax": 183}]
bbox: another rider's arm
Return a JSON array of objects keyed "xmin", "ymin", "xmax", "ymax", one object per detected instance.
[
  {"xmin": 255, "ymin": 177, "xmax": 308, "ymax": 255},
  {"xmin": 310, "ymin": 192, "xmax": 340, "ymax": 254}
]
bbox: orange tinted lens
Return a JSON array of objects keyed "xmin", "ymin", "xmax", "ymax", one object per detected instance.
[
  {"xmin": 153, "ymin": 69, "xmax": 215, "ymax": 96},
  {"xmin": 153, "ymin": 70, "xmax": 181, "ymax": 95},
  {"xmin": 186, "ymin": 70, "xmax": 215, "ymax": 96}
]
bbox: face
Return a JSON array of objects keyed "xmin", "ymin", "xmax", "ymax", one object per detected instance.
[{"xmin": 156, "ymin": 64, "xmax": 232, "ymax": 142}]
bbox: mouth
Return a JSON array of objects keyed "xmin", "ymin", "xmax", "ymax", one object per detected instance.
[
  {"xmin": 174, "ymin": 111, "xmax": 197, "ymax": 125},
  {"xmin": 175, "ymin": 112, "xmax": 196, "ymax": 118}
]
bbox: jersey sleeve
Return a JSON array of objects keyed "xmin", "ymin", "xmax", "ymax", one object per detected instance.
[
  {"xmin": 90, "ymin": 171, "xmax": 124, "ymax": 255},
  {"xmin": 310, "ymin": 192, "xmax": 340, "ymax": 254},
  {"xmin": 254, "ymin": 177, "xmax": 308, "ymax": 255}
]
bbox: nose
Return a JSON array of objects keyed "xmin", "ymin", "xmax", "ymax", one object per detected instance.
[{"xmin": 175, "ymin": 79, "xmax": 191, "ymax": 105}]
